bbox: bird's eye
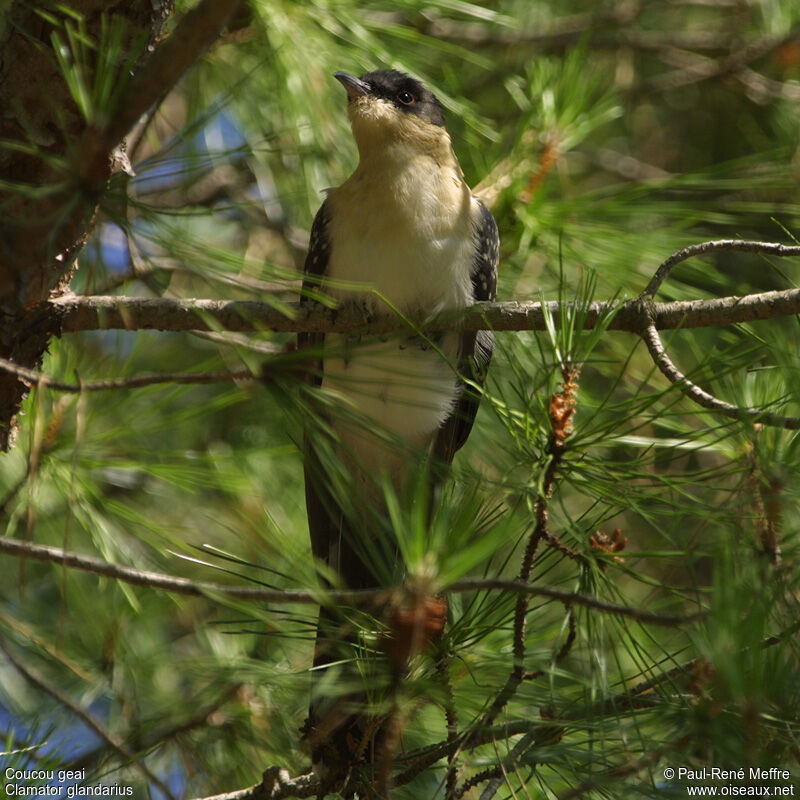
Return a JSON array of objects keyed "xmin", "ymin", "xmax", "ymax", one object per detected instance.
[{"xmin": 397, "ymin": 91, "xmax": 415, "ymax": 106}]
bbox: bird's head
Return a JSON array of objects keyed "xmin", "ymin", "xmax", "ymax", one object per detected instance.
[{"xmin": 334, "ymin": 69, "xmax": 450, "ymax": 160}]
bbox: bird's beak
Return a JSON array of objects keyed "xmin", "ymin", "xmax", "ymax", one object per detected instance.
[{"xmin": 334, "ymin": 72, "xmax": 371, "ymax": 101}]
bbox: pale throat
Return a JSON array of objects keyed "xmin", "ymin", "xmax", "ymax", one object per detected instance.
[{"xmin": 326, "ymin": 118, "xmax": 473, "ymax": 311}]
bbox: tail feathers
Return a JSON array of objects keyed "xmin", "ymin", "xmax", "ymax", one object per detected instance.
[
  {"xmin": 303, "ymin": 434, "xmax": 440, "ymax": 794},
  {"xmin": 306, "ymin": 602, "xmax": 383, "ymax": 793},
  {"xmin": 304, "ymin": 457, "xmax": 389, "ymax": 792}
]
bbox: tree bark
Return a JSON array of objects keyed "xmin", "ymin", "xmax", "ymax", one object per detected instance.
[{"xmin": 0, "ymin": 0, "xmax": 174, "ymax": 448}]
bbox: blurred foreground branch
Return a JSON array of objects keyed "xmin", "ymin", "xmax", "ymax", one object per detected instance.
[{"xmin": 0, "ymin": 535, "xmax": 701, "ymax": 626}]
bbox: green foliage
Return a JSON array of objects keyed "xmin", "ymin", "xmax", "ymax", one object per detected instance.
[{"xmin": 2, "ymin": 0, "xmax": 800, "ymax": 798}]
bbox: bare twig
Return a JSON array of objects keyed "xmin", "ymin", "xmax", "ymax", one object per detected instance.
[
  {"xmin": 539, "ymin": 529, "xmax": 588, "ymax": 565},
  {"xmin": 192, "ymin": 768, "xmax": 318, "ymax": 800},
  {"xmin": 644, "ymin": 28, "xmax": 800, "ymax": 94},
  {"xmin": 589, "ymin": 147, "xmax": 672, "ymax": 181},
  {"xmin": 0, "ymin": 535, "xmax": 703, "ymax": 625},
  {"xmin": 191, "ymin": 330, "xmax": 286, "ymax": 355},
  {"xmin": 642, "ymin": 239, "xmax": 800, "ymax": 298},
  {"xmin": 417, "ymin": 6, "xmax": 747, "ymax": 53},
  {"xmin": 44, "ymin": 287, "xmax": 800, "ymax": 334},
  {"xmin": 0, "ymin": 358, "xmax": 260, "ymax": 393},
  {"xmin": 734, "ymin": 67, "xmax": 800, "ymax": 103},
  {"xmin": 421, "ymin": 4, "xmax": 641, "ymax": 48},
  {"xmin": 640, "ymin": 323, "xmax": 800, "ymax": 429}
]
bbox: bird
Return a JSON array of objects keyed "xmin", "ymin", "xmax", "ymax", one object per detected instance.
[{"xmin": 298, "ymin": 69, "xmax": 499, "ymax": 792}]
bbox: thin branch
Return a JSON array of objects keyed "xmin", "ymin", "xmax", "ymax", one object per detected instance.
[
  {"xmin": 393, "ymin": 719, "xmax": 556, "ymax": 790},
  {"xmin": 588, "ymin": 146, "xmax": 673, "ymax": 181},
  {"xmin": 194, "ymin": 768, "xmax": 318, "ymax": 800},
  {"xmin": 426, "ymin": 20, "xmax": 738, "ymax": 53},
  {"xmin": 539, "ymin": 529, "xmax": 588, "ymax": 566},
  {"xmin": 450, "ymin": 579, "xmax": 700, "ymax": 625},
  {"xmin": 562, "ymin": 628, "xmax": 790, "ymax": 724},
  {"xmin": 0, "ymin": 606, "xmax": 94, "ymax": 685},
  {"xmin": 0, "ymin": 637, "xmax": 175, "ymax": 800},
  {"xmin": 434, "ymin": 651, "xmax": 459, "ymax": 800},
  {"xmin": 644, "ymin": 28, "xmax": 800, "ymax": 94},
  {"xmin": 641, "ymin": 323, "xmax": 800, "ymax": 429},
  {"xmin": 1, "ymin": 465, "xmax": 33, "ymax": 517},
  {"xmin": 555, "ymin": 748, "xmax": 665, "ymax": 800},
  {"xmin": 0, "ymin": 534, "xmax": 349, "ymax": 604},
  {"xmin": 48, "ymin": 286, "xmax": 800, "ymax": 335},
  {"xmin": 524, "ymin": 609, "xmax": 577, "ymax": 681},
  {"xmin": 420, "ymin": 5, "xmax": 641, "ymax": 48},
  {"xmin": 671, "ymin": 0, "xmax": 744, "ymax": 6},
  {"xmin": 454, "ymin": 767, "xmax": 503, "ymax": 799},
  {"xmin": 0, "ymin": 358, "xmax": 260, "ymax": 393},
  {"xmin": 479, "ymin": 365, "xmax": 580, "ymax": 734},
  {"xmin": 734, "ymin": 67, "xmax": 800, "ymax": 103},
  {"xmin": 0, "ymin": 535, "xmax": 703, "ymax": 625},
  {"xmin": 191, "ymin": 330, "xmax": 287, "ymax": 355},
  {"xmin": 642, "ymin": 239, "xmax": 800, "ymax": 297},
  {"xmin": 0, "ymin": 724, "xmax": 47, "ymax": 764},
  {"xmin": 479, "ymin": 727, "xmax": 540, "ymax": 800}
]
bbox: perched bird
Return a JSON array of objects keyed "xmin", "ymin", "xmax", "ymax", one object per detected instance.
[{"xmin": 299, "ymin": 69, "xmax": 498, "ymax": 790}]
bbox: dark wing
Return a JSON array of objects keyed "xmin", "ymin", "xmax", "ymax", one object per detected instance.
[
  {"xmin": 301, "ymin": 199, "xmax": 380, "ymax": 773},
  {"xmin": 433, "ymin": 199, "xmax": 499, "ymax": 466},
  {"xmin": 299, "ymin": 200, "xmax": 339, "ymax": 568},
  {"xmin": 298, "ymin": 199, "xmax": 331, "ymax": 380}
]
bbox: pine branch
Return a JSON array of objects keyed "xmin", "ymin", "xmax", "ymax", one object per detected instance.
[
  {"xmin": 475, "ymin": 364, "xmax": 580, "ymax": 737},
  {"xmin": 46, "ymin": 286, "xmax": 800, "ymax": 336},
  {"xmin": 0, "ymin": 239, "xmax": 794, "ymax": 435},
  {"xmin": 0, "ymin": 535, "xmax": 702, "ymax": 625},
  {"xmin": 23, "ymin": 239, "xmax": 795, "ymax": 334}
]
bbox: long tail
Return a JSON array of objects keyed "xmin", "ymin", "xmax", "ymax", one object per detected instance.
[{"xmin": 303, "ymin": 436, "xmax": 389, "ymax": 795}]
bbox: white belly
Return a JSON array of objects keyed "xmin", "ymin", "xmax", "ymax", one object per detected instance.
[
  {"xmin": 320, "ymin": 174, "xmax": 478, "ymax": 478},
  {"xmin": 324, "ymin": 332, "xmax": 460, "ymax": 436}
]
